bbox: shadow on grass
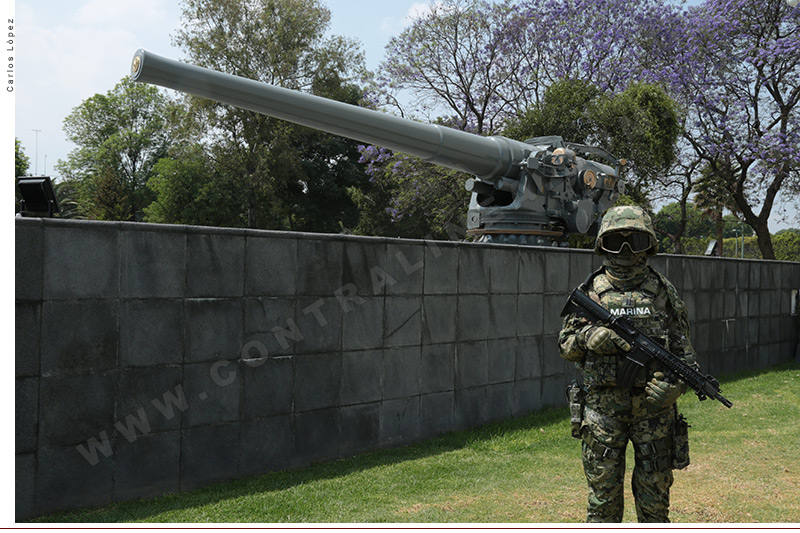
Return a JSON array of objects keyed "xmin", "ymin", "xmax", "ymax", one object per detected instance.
[
  {"xmin": 32, "ymin": 406, "xmax": 570, "ymax": 523},
  {"xmin": 718, "ymin": 360, "xmax": 798, "ymax": 382},
  {"xmin": 33, "ymin": 362, "xmax": 798, "ymax": 523}
]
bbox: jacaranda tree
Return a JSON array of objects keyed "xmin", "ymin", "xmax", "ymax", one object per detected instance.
[
  {"xmin": 363, "ymin": 0, "xmax": 685, "ymax": 238},
  {"xmin": 378, "ymin": 0, "xmax": 522, "ymax": 135},
  {"xmin": 658, "ymin": 0, "xmax": 800, "ymax": 259}
]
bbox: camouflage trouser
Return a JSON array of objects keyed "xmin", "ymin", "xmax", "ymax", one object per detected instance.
[{"xmin": 580, "ymin": 386, "xmax": 675, "ymax": 523}]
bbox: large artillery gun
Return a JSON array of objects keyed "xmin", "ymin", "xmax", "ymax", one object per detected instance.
[{"xmin": 130, "ymin": 49, "xmax": 625, "ymax": 245}]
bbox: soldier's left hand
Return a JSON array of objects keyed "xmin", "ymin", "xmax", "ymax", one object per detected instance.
[{"xmin": 645, "ymin": 371, "xmax": 682, "ymax": 409}]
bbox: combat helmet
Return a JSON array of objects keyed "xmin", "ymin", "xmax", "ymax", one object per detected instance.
[{"xmin": 595, "ymin": 205, "xmax": 657, "ymax": 255}]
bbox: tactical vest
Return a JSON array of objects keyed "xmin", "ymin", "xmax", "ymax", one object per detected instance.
[{"xmin": 582, "ymin": 268, "xmax": 670, "ymax": 388}]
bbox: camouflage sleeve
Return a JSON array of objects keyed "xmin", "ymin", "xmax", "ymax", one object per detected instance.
[
  {"xmin": 558, "ymin": 312, "xmax": 593, "ymax": 363},
  {"xmin": 661, "ymin": 279, "xmax": 699, "ymax": 371}
]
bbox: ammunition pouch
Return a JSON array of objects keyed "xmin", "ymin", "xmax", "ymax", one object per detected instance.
[
  {"xmin": 582, "ymin": 354, "xmax": 619, "ymax": 388},
  {"xmin": 565, "ymin": 380, "xmax": 586, "ymax": 439},
  {"xmin": 672, "ymin": 407, "xmax": 690, "ymax": 470},
  {"xmin": 581, "ymin": 428, "xmax": 623, "ymax": 461},
  {"xmin": 631, "ymin": 406, "xmax": 690, "ymax": 472},
  {"xmin": 633, "ymin": 436, "xmax": 673, "ymax": 473}
]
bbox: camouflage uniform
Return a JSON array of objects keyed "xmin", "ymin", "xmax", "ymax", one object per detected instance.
[{"xmin": 558, "ymin": 206, "xmax": 698, "ymax": 523}]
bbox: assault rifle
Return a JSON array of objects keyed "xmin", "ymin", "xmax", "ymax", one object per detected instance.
[{"xmin": 561, "ymin": 281, "xmax": 733, "ymax": 408}]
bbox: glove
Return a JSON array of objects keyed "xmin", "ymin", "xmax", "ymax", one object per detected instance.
[
  {"xmin": 584, "ymin": 326, "xmax": 632, "ymax": 355},
  {"xmin": 645, "ymin": 372, "xmax": 682, "ymax": 409}
]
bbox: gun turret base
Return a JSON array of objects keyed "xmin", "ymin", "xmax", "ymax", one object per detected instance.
[{"xmin": 469, "ymin": 228, "xmax": 564, "ymax": 246}]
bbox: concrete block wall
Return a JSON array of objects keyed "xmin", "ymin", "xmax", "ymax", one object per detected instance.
[
  {"xmin": 654, "ymin": 255, "xmax": 800, "ymax": 377},
  {"xmin": 15, "ymin": 218, "xmax": 800, "ymax": 520}
]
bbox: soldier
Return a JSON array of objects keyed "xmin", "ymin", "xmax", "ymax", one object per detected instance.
[{"xmin": 558, "ymin": 205, "xmax": 697, "ymax": 523}]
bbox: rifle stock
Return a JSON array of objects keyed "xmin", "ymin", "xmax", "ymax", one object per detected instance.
[{"xmin": 561, "ymin": 288, "xmax": 733, "ymax": 408}]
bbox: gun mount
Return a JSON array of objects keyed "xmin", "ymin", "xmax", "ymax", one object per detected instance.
[{"xmin": 130, "ymin": 49, "xmax": 625, "ymax": 245}]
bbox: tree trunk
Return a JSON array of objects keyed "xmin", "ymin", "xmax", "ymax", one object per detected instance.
[
  {"xmin": 672, "ymin": 234, "xmax": 683, "ymax": 255},
  {"xmin": 730, "ymin": 162, "xmax": 779, "ymax": 261},
  {"xmin": 753, "ymin": 218, "xmax": 775, "ymax": 260}
]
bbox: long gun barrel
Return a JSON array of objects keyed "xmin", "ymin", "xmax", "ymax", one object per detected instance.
[
  {"xmin": 561, "ymin": 286, "xmax": 733, "ymax": 408},
  {"xmin": 130, "ymin": 49, "xmax": 625, "ymax": 244},
  {"xmin": 130, "ymin": 49, "xmax": 530, "ymax": 181}
]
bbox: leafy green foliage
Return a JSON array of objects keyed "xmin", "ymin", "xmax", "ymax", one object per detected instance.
[
  {"xmin": 504, "ymin": 80, "xmax": 680, "ymax": 206},
  {"xmin": 144, "ymin": 145, "xmax": 247, "ymax": 227},
  {"xmin": 52, "ymin": 179, "xmax": 80, "ymax": 219},
  {"xmin": 354, "ymin": 146, "xmax": 471, "ymax": 240},
  {"xmin": 170, "ymin": 0, "xmax": 370, "ymax": 232},
  {"xmin": 55, "ymin": 78, "xmax": 174, "ymax": 221},
  {"xmin": 15, "ymin": 138, "xmax": 30, "ymax": 178},
  {"xmin": 593, "ymin": 82, "xmax": 682, "ymax": 195},
  {"xmin": 654, "ymin": 202, "xmax": 757, "ymax": 253},
  {"xmin": 654, "ymin": 202, "xmax": 798, "ymax": 260},
  {"xmin": 287, "ymin": 124, "xmax": 372, "ymax": 233},
  {"xmin": 769, "ymin": 230, "xmax": 800, "ymax": 262},
  {"xmin": 503, "ymin": 79, "xmax": 601, "ymax": 145}
]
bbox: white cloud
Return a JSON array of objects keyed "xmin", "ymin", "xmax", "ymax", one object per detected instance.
[
  {"xmin": 75, "ymin": 0, "xmax": 167, "ymax": 26},
  {"xmin": 20, "ymin": 23, "xmax": 140, "ymax": 99},
  {"xmin": 406, "ymin": 2, "xmax": 440, "ymax": 21},
  {"xmin": 15, "ymin": 0, "xmax": 166, "ymax": 174},
  {"xmin": 380, "ymin": 2, "xmax": 442, "ymax": 36},
  {"xmin": 18, "ymin": 0, "xmax": 174, "ymax": 100}
]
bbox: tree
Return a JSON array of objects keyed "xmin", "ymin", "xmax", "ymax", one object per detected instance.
[
  {"xmin": 361, "ymin": 0, "xmax": 686, "ymax": 240},
  {"xmin": 53, "ymin": 179, "xmax": 80, "ymax": 219},
  {"xmin": 593, "ymin": 82, "xmax": 682, "ymax": 199},
  {"xmin": 172, "ymin": 0, "xmax": 369, "ymax": 232},
  {"xmin": 654, "ymin": 201, "xmax": 755, "ymax": 255},
  {"xmin": 654, "ymin": 202, "xmax": 713, "ymax": 254},
  {"xmin": 515, "ymin": 0, "xmax": 685, "ymax": 94},
  {"xmin": 355, "ymin": 142, "xmax": 472, "ymax": 240},
  {"xmin": 145, "ymin": 144, "xmax": 247, "ymax": 227},
  {"xmin": 284, "ymin": 105, "xmax": 376, "ymax": 233},
  {"xmin": 15, "ymin": 138, "xmax": 30, "ymax": 177},
  {"xmin": 773, "ymin": 229, "xmax": 800, "ymax": 261},
  {"xmin": 693, "ymin": 163, "xmax": 740, "ymax": 256},
  {"xmin": 15, "ymin": 138, "xmax": 31, "ymax": 213},
  {"xmin": 503, "ymin": 79, "xmax": 601, "ymax": 146},
  {"xmin": 379, "ymin": 0, "xmax": 685, "ymax": 129},
  {"xmin": 379, "ymin": 0, "xmax": 523, "ymax": 134},
  {"xmin": 659, "ymin": 0, "xmax": 800, "ymax": 259},
  {"xmin": 56, "ymin": 78, "xmax": 174, "ymax": 221}
]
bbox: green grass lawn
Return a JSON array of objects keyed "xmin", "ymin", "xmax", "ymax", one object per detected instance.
[{"xmin": 30, "ymin": 362, "xmax": 800, "ymax": 523}]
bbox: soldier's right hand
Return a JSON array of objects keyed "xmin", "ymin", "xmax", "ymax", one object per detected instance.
[{"xmin": 584, "ymin": 326, "xmax": 632, "ymax": 355}]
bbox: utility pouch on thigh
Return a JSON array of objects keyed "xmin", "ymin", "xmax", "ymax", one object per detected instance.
[
  {"xmin": 672, "ymin": 408, "xmax": 690, "ymax": 470},
  {"xmin": 565, "ymin": 380, "xmax": 585, "ymax": 439}
]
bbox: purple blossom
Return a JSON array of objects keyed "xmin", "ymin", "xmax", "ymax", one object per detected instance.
[{"xmin": 363, "ymin": 0, "xmax": 798, "ymax": 252}]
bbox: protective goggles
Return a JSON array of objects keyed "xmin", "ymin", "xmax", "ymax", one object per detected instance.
[{"xmin": 599, "ymin": 231, "xmax": 654, "ymax": 254}]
